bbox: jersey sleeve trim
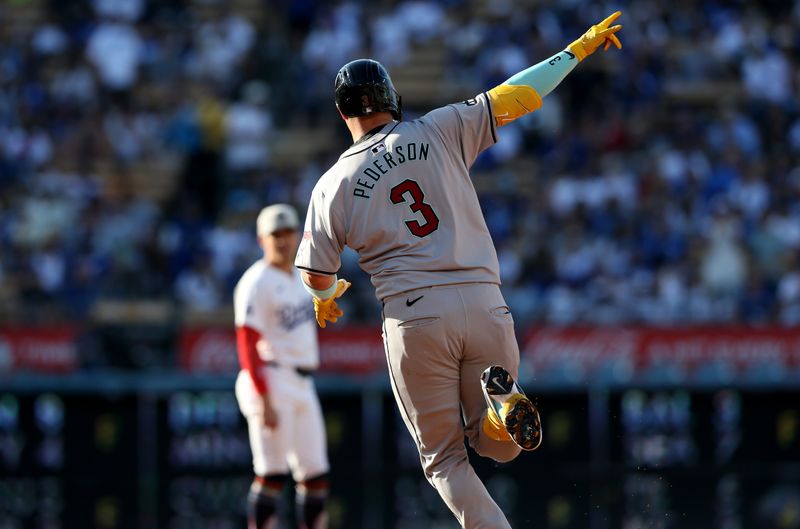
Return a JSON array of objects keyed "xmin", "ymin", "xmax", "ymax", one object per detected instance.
[
  {"xmin": 296, "ymin": 265, "xmax": 338, "ymax": 276},
  {"xmin": 236, "ymin": 325, "xmax": 268, "ymax": 395},
  {"xmin": 482, "ymin": 91, "xmax": 498, "ymax": 144},
  {"xmin": 339, "ymin": 122, "xmax": 401, "ymax": 159}
]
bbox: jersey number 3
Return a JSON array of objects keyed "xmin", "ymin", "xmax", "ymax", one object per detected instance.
[{"xmin": 390, "ymin": 179, "xmax": 440, "ymax": 238}]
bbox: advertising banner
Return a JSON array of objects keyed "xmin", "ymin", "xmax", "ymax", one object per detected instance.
[
  {"xmin": 178, "ymin": 326, "xmax": 385, "ymax": 374},
  {"xmin": 522, "ymin": 326, "xmax": 800, "ymax": 380},
  {"xmin": 0, "ymin": 327, "xmax": 79, "ymax": 373}
]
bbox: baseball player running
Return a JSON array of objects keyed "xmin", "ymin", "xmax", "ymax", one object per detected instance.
[
  {"xmin": 295, "ymin": 13, "xmax": 623, "ymax": 529},
  {"xmin": 234, "ymin": 204, "xmax": 329, "ymax": 529}
]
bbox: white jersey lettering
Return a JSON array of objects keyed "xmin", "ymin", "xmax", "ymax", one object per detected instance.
[{"xmin": 295, "ymin": 92, "xmax": 499, "ymax": 299}]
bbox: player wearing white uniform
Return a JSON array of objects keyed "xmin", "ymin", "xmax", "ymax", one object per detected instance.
[
  {"xmin": 234, "ymin": 204, "xmax": 329, "ymax": 529},
  {"xmin": 295, "ymin": 13, "xmax": 623, "ymax": 529}
]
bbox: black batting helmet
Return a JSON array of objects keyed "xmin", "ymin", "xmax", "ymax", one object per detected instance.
[{"xmin": 334, "ymin": 59, "xmax": 402, "ymax": 121}]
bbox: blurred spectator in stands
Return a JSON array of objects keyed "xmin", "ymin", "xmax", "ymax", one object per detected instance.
[
  {"xmin": 370, "ymin": 9, "xmax": 410, "ymax": 67},
  {"xmin": 707, "ymin": 107, "xmax": 761, "ymax": 159},
  {"xmin": 738, "ymin": 267, "xmax": 774, "ymax": 324},
  {"xmin": 171, "ymin": 84, "xmax": 225, "ymax": 221},
  {"xmin": 742, "ymin": 42, "xmax": 792, "ymax": 105},
  {"xmin": 205, "ymin": 214, "xmax": 256, "ymax": 292},
  {"xmin": 91, "ymin": 181, "xmax": 159, "ymax": 290},
  {"xmin": 700, "ymin": 201, "xmax": 747, "ymax": 298},
  {"xmin": 748, "ymin": 209, "xmax": 788, "ymax": 284},
  {"xmin": 191, "ymin": 1, "xmax": 255, "ymax": 87},
  {"xmin": 31, "ymin": 13, "xmax": 69, "ymax": 56},
  {"xmin": 85, "ymin": 5, "xmax": 143, "ymax": 101},
  {"xmin": 103, "ymin": 104, "xmax": 162, "ymax": 166},
  {"xmin": 777, "ymin": 253, "xmax": 800, "ymax": 326},
  {"xmin": 224, "ymin": 80, "xmax": 273, "ymax": 182},
  {"xmin": 28, "ymin": 237, "xmax": 68, "ymax": 303},
  {"xmin": 396, "ymin": 1, "xmax": 448, "ymax": 44},
  {"xmin": 49, "ymin": 51, "xmax": 98, "ymax": 110},
  {"xmin": 2, "ymin": 119, "xmax": 53, "ymax": 175},
  {"xmin": 729, "ymin": 162, "xmax": 769, "ymax": 221},
  {"xmin": 766, "ymin": 202, "xmax": 800, "ymax": 252},
  {"xmin": 175, "ymin": 249, "xmax": 224, "ymax": 311},
  {"xmin": 302, "ymin": 3, "xmax": 362, "ymax": 76}
]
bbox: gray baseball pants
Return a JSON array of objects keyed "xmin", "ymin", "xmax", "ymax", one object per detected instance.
[{"xmin": 382, "ymin": 282, "xmax": 522, "ymax": 529}]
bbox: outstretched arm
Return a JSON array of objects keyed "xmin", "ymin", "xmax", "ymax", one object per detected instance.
[{"xmin": 488, "ymin": 11, "xmax": 623, "ymax": 127}]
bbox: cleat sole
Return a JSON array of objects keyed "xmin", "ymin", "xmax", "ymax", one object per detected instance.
[{"xmin": 504, "ymin": 397, "xmax": 542, "ymax": 451}]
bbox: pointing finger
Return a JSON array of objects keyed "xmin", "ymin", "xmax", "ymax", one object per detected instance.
[{"xmin": 600, "ymin": 11, "xmax": 622, "ymax": 29}]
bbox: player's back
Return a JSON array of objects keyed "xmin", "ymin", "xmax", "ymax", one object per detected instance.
[{"xmin": 297, "ymin": 93, "xmax": 501, "ymax": 300}]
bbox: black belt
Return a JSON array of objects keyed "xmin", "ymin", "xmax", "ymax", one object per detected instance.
[{"xmin": 266, "ymin": 361, "xmax": 315, "ymax": 377}]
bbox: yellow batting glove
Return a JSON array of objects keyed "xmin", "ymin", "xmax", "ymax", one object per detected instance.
[
  {"xmin": 313, "ymin": 279, "xmax": 351, "ymax": 328},
  {"xmin": 568, "ymin": 11, "xmax": 623, "ymax": 61}
]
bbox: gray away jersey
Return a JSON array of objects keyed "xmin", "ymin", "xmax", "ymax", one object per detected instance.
[{"xmin": 295, "ymin": 92, "xmax": 500, "ymax": 300}]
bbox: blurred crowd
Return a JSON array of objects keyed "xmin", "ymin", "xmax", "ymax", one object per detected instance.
[{"xmin": 1, "ymin": 0, "xmax": 800, "ymax": 327}]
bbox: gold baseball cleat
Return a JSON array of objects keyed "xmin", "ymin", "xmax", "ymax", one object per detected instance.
[{"xmin": 481, "ymin": 365, "xmax": 542, "ymax": 451}]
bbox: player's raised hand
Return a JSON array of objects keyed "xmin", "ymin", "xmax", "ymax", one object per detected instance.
[
  {"xmin": 313, "ymin": 278, "xmax": 351, "ymax": 328},
  {"xmin": 568, "ymin": 11, "xmax": 623, "ymax": 61}
]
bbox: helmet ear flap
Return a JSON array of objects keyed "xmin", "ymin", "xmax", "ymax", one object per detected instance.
[{"xmin": 334, "ymin": 59, "xmax": 402, "ymax": 121}]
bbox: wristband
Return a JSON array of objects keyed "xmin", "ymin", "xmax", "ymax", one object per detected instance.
[{"xmin": 303, "ymin": 275, "xmax": 338, "ymax": 300}]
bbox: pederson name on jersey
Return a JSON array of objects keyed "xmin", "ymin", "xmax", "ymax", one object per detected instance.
[{"xmin": 353, "ymin": 141, "xmax": 429, "ymax": 199}]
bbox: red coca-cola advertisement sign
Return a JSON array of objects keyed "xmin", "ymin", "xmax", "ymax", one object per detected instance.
[
  {"xmin": 0, "ymin": 327, "xmax": 79, "ymax": 373},
  {"xmin": 177, "ymin": 325, "xmax": 800, "ymax": 379},
  {"xmin": 179, "ymin": 326, "xmax": 386, "ymax": 374},
  {"xmin": 3, "ymin": 324, "xmax": 798, "ymax": 378},
  {"xmin": 177, "ymin": 327, "xmax": 239, "ymax": 373},
  {"xmin": 315, "ymin": 327, "xmax": 385, "ymax": 374},
  {"xmin": 521, "ymin": 326, "xmax": 800, "ymax": 379}
]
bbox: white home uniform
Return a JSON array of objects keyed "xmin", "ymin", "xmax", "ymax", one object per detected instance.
[
  {"xmin": 233, "ymin": 260, "xmax": 328, "ymax": 481},
  {"xmin": 296, "ymin": 93, "xmax": 522, "ymax": 529}
]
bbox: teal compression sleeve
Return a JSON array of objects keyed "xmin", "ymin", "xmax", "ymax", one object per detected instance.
[
  {"xmin": 505, "ymin": 48, "xmax": 579, "ymax": 98},
  {"xmin": 302, "ymin": 275, "xmax": 338, "ymax": 300}
]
